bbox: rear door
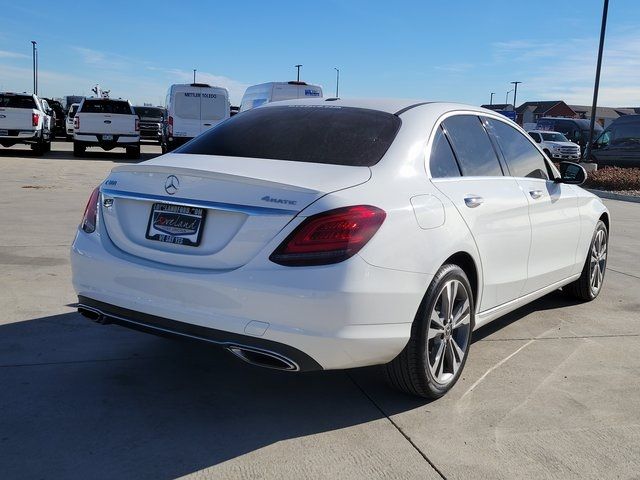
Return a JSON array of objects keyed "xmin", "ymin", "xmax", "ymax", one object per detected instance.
[
  {"xmin": 485, "ymin": 117, "xmax": 581, "ymax": 293},
  {"xmin": 430, "ymin": 114, "xmax": 531, "ymax": 312},
  {"xmin": 171, "ymin": 86, "xmax": 202, "ymax": 139},
  {"xmin": 199, "ymin": 88, "xmax": 228, "ymax": 134}
]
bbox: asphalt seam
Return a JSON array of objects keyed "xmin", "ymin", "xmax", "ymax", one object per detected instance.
[
  {"xmin": 0, "ymin": 355, "xmax": 166, "ymax": 369},
  {"xmin": 608, "ymin": 268, "xmax": 640, "ymax": 280},
  {"xmin": 347, "ymin": 372, "xmax": 447, "ymax": 480},
  {"xmin": 479, "ymin": 333, "xmax": 640, "ymax": 342}
]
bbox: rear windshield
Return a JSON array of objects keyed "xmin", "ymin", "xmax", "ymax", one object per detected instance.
[
  {"xmin": 134, "ymin": 107, "xmax": 164, "ymax": 118},
  {"xmin": 177, "ymin": 105, "xmax": 401, "ymax": 167},
  {"xmin": 0, "ymin": 94, "xmax": 37, "ymax": 109},
  {"xmin": 80, "ymin": 100, "xmax": 132, "ymax": 114}
]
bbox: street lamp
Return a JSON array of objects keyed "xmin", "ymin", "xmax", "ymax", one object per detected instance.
[
  {"xmin": 511, "ymin": 81, "xmax": 522, "ymax": 109},
  {"xmin": 490, "ymin": 92, "xmax": 495, "ymax": 105},
  {"xmin": 193, "ymin": 69, "xmax": 196, "ymax": 83},
  {"xmin": 585, "ymin": 0, "xmax": 609, "ymax": 161},
  {"xmin": 506, "ymin": 89, "xmax": 514, "ymax": 105},
  {"xmin": 30, "ymin": 41, "xmax": 37, "ymax": 95},
  {"xmin": 294, "ymin": 64, "xmax": 302, "ymax": 82},
  {"xmin": 334, "ymin": 68, "xmax": 340, "ymax": 98}
]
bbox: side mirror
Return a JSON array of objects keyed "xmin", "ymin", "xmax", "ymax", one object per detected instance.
[{"xmin": 556, "ymin": 161, "xmax": 586, "ymax": 185}]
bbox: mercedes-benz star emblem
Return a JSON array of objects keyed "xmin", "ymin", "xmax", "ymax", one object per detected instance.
[{"xmin": 164, "ymin": 175, "xmax": 179, "ymax": 195}]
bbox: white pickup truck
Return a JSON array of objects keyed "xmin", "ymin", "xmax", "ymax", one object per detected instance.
[
  {"xmin": 0, "ymin": 92, "xmax": 52, "ymax": 155},
  {"xmin": 73, "ymin": 98, "xmax": 140, "ymax": 158}
]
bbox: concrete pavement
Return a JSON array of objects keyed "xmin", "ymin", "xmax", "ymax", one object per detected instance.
[{"xmin": 1, "ymin": 141, "xmax": 639, "ymax": 479}]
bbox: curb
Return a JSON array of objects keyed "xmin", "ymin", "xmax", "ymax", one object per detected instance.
[{"xmin": 587, "ymin": 189, "xmax": 640, "ymax": 204}]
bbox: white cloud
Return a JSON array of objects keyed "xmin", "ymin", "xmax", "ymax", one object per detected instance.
[
  {"xmin": 153, "ymin": 68, "xmax": 249, "ymax": 105},
  {"xmin": 0, "ymin": 50, "xmax": 28, "ymax": 59},
  {"xmin": 491, "ymin": 34, "xmax": 640, "ymax": 106}
]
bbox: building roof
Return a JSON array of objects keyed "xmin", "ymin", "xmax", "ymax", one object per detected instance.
[
  {"xmin": 570, "ymin": 104, "xmax": 640, "ymax": 119},
  {"xmin": 515, "ymin": 101, "xmax": 571, "ymax": 115},
  {"xmin": 480, "ymin": 103, "xmax": 514, "ymax": 111}
]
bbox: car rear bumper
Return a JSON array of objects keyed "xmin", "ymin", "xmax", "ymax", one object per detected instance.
[
  {"xmin": 74, "ymin": 133, "xmax": 140, "ymax": 145},
  {"xmin": 0, "ymin": 130, "xmax": 40, "ymax": 143},
  {"xmin": 70, "ymin": 227, "xmax": 429, "ymax": 370}
]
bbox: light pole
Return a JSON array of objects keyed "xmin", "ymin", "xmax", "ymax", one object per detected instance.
[
  {"xmin": 294, "ymin": 64, "xmax": 302, "ymax": 82},
  {"xmin": 511, "ymin": 81, "xmax": 522, "ymax": 109},
  {"xmin": 506, "ymin": 89, "xmax": 514, "ymax": 105},
  {"xmin": 585, "ymin": 0, "xmax": 609, "ymax": 161},
  {"xmin": 334, "ymin": 68, "xmax": 340, "ymax": 97},
  {"xmin": 490, "ymin": 92, "xmax": 495, "ymax": 105},
  {"xmin": 193, "ymin": 69, "xmax": 196, "ymax": 83},
  {"xmin": 31, "ymin": 41, "xmax": 37, "ymax": 95}
]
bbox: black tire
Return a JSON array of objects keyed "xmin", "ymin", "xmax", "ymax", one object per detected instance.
[
  {"xmin": 73, "ymin": 142, "xmax": 85, "ymax": 157},
  {"xmin": 385, "ymin": 264, "xmax": 474, "ymax": 399},
  {"xmin": 44, "ymin": 140, "xmax": 52, "ymax": 153},
  {"xmin": 31, "ymin": 140, "xmax": 45, "ymax": 156},
  {"xmin": 564, "ymin": 220, "xmax": 608, "ymax": 301},
  {"xmin": 66, "ymin": 135, "xmax": 72, "ymax": 142},
  {"xmin": 125, "ymin": 145, "xmax": 141, "ymax": 159}
]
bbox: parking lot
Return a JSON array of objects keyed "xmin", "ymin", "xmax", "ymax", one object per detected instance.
[{"xmin": 1, "ymin": 141, "xmax": 639, "ymax": 479}]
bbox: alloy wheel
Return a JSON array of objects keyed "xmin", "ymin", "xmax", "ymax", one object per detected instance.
[
  {"xmin": 426, "ymin": 279, "xmax": 471, "ymax": 386},
  {"xmin": 589, "ymin": 228, "xmax": 607, "ymax": 296}
]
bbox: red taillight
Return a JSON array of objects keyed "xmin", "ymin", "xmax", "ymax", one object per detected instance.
[
  {"xmin": 270, "ymin": 205, "xmax": 386, "ymax": 266},
  {"xmin": 74, "ymin": 116, "xmax": 79, "ymax": 129},
  {"xmin": 80, "ymin": 187, "xmax": 100, "ymax": 234},
  {"xmin": 135, "ymin": 118, "xmax": 140, "ymax": 131},
  {"xmin": 168, "ymin": 115, "xmax": 173, "ymax": 135},
  {"xmin": 32, "ymin": 113, "xmax": 39, "ymax": 127}
]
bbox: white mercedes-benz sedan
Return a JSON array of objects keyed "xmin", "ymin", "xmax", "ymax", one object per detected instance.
[{"xmin": 71, "ymin": 99, "xmax": 609, "ymax": 398}]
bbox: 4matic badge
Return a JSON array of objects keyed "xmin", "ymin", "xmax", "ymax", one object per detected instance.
[{"xmin": 261, "ymin": 195, "xmax": 297, "ymax": 206}]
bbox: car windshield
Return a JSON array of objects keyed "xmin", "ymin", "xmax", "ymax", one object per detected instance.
[
  {"xmin": 0, "ymin": 94, "xmax": 37, "ymax": 109},
  {"xmin": 134, "ymin": 107, "xmax": 164, "ymax": 118},
  {"xmin": 80, "ymin": 100, "xmax": 132, "ymax": 114},
  {"xmin": 177, "ymin": 105, "xmax": 401, "ymax": 167},
  {"xmin": 541, "ymin": 132, "xmax": 569, "ymax": 142}
]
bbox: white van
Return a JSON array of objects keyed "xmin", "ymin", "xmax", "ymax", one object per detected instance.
[
  {"xmin": 162, "ymin": 83, "xmax": 230, "ymax": 152},
  {"xmin": 239, "ymin": 81, "xmax": 323, "ymax": 112}
]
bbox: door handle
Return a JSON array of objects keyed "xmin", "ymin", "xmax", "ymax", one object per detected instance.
[
  {"xmin": 203, "ymin": 123, "xmax": 212, "ymax": 127},
  {"xmin": 104, "ymin": 120, "xmax": 111, "ymax": 124},
  {"xmin": 529, "ymin": 190, "xmax": 544, "ymax": 199},
  {"xmin": 464, "ymin": 196, "xmax": 484, "ymax": 208}
]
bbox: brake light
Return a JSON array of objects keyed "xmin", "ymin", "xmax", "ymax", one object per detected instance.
[
  {"xmin": 135, "ymin": 118, "xmax": 140, "ymax": 131},
  {"xmin": 74, "ymin": 116, "xmax": 79, "ymax": 129},
  {"xmin": 270, "ymin": 205, "xmax": 386, "ymax": 266},
  {"xmin": 80, "ymin": 187, "xmax": 100, "ymax": 234},
  {"xmin": 168, "ymin": 115, "xmax": 173, "ymax": 135},
  {"xmin": 32, "ymin": 113, "xmax": 39, "ymax": 127}
]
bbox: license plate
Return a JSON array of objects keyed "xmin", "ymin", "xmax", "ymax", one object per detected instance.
[
  {"xmin": 103, "ymin": 134, "xmax": 113, "ymax": 141},
  {"xmin": 0, "ymin": 129, "xmax": 8, "ymax": 136},
  {"xmin": 145, "ymin": 203, "xmax": 206, "ymax": 247}
]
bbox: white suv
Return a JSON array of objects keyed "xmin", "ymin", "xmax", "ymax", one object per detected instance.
[
  {"xmin": 528, "ymin": 130, "xmax": 580, "ymax": 161},
  {"xmin": 71, "ymin": 99, "xmax": 609, "ymax": 398}
]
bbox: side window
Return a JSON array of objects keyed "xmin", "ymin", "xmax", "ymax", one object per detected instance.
[
  {"xmin": 442, "ymin": 115, "xmax": 503, "ymax": 177},
  {"xmin": 486, "ymin": 118, "xmax": 549, "ymax": 180},
  {"xmin": 528, "ymin": 132, "xmax": 541, "ymax": 143},
  {"xmin": 596, "ymin": 130, "xmax": 611, "ymax": 147},
  {"xmin": 429, "ymin": 126, "xmax": 461, "ymax": 178}
]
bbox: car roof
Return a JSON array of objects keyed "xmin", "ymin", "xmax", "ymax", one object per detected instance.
[
  {"xmin": 528, "ymin": 130, "xmax": 564, "ymax": 134},
  {"xmin": 261, "ymin": 97, "xmax": 499, "ymax": 117}
]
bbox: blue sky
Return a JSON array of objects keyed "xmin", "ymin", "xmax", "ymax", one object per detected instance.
[{"xmin": 1, "ymin": 0, "xmax": 640, "ymax": 107}]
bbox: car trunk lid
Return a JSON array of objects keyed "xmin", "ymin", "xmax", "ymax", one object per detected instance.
[{"xmin": 99, "ymin": 153, "xmax": 371, "ymax": 270}]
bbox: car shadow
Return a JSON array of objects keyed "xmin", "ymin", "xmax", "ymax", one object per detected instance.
[
  {"xmin": 0, "ymin": 312, "xmax": 415, "ymax": 479},
  {"xmin": 0, "ymin": 147, "xmax": 158, "ymax": 163},
  {"xmin": 0, "ymin": 290, "xmax": 583, "ymax": 478},
  {"xmin": 472, "ymin": 289, "xmax": 578, "ymax": 343}
]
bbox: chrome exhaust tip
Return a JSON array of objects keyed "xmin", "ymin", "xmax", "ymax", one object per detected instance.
[
  {"xmin": 227, "ymin": 345, "xmax": 299, "ymax": 371},
  {"xmin": 78, "ymin": 305, "xmax": 110, "ymax": 324}
]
